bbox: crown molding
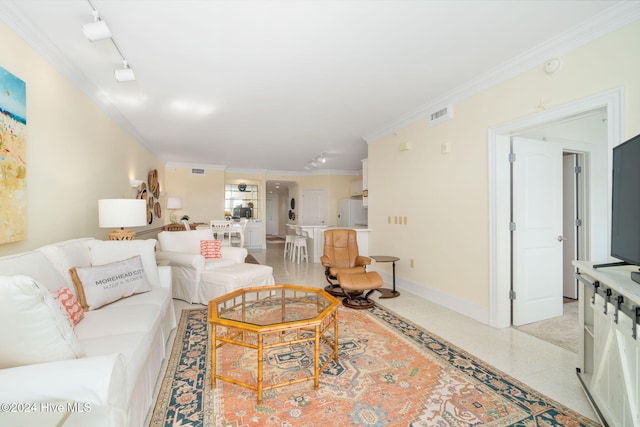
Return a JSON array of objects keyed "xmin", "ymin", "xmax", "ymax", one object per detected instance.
[
  {"xmin": 165, "ymin": 162, "xmax": 227, "ymax": 171},
  {"xmin": 165, "ymin": 162, "xmax": 360, "ymax": 176},
  {"xmin": 363, "ymin": 2, "xmax": 640, "ymax": 144}
]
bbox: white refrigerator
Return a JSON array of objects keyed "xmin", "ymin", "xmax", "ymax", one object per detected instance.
[{"xmin": 338, "ymin": 199, "xmax": 368, "ymax": 227}]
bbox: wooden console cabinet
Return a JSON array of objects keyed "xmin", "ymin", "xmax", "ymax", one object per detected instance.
[{"xmin": 573, "ymin": 261, "xmax": 640, "ymax": 427}]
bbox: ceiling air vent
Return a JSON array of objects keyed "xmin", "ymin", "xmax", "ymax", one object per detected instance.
[
  {"xmin": 191, "ymin": 168, "xmax": 205, "ymax": 176},
  {"xmin": 428, "ymin": 105, "xmax": 453, "ymax": 126}
]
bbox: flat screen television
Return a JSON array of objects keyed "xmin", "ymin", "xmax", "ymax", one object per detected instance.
[{"xmin": 605, "ymin": 132, "xmax": 640, "ymax": 284}]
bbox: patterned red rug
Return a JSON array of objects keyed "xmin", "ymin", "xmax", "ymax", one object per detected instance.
[
  {"xmin": 149, "ymin": 305, "xmax": 599, "ymax": 426},
  {"xmin": 244, "ymin": 254, "xmax": 259, "ymax": 264}
]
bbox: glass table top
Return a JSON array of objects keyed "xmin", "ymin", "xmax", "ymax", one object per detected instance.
[{"xmin": 209, "ymin": 284, "xmax": 339, "ymax": 327}]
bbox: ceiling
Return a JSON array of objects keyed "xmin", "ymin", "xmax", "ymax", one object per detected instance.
[{"xmin": 0, "ymin": 1, "xmax": 635, "ymax": 173}]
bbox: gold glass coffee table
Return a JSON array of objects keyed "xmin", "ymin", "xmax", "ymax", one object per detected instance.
[{"xmin": 208, "ymin": 284, "xmax": 340, "ymax": 403}]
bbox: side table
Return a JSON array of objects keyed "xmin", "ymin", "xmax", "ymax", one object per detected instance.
[
  {"xmin": 370, "ymin": 255, "xmax": 400, "ymax": 298},
  {"xmin": 163, "ymin": 223, "xmax": 197, "ymax": 231}
]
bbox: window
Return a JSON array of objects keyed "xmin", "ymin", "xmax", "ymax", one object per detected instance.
[{"xmin": 225, "ymin": 184, "xmax": 258, "ymax": 219}]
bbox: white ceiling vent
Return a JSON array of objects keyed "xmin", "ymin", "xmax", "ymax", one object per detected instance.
[
  {"xmin": 191, "ymin": 168, "xmax": 206, "ymax": 176},
  {"xmin": 428, "ymin": 105, "xmax": 453, "ymax": 126}
]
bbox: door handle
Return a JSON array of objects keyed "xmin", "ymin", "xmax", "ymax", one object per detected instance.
[{"xmin": 557, "ymin": 235, "xmax": 566, "ymax": 242}]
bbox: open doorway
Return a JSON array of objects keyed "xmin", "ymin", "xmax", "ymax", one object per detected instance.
[
  {"xmin": 508, "ymin": 141, "xmax": 588, "ymax": 351},
  {"xmin": 266, "ymin": 180, "xmax": 296, "ymax": 237},
  {"xmin": 488, "ymin": 88, "xmax": 623, "ymax": 330}
]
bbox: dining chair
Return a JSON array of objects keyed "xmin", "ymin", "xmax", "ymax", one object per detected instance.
[
  {"xmin": 209, "ymin": 220, "xmax": 232, "ymax": 245},
  {"xmin": 229, "ymin": 218, "xmax": 248, "ymax": 248}
]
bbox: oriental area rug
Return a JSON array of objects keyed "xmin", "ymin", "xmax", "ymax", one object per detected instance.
[
  {"xmin": 149, "ymin": 305, "xmax": 599, "ymax": 427},
  {"xmin": 244, "ymin": 254, "xmax": 260, "ymax": 264}
]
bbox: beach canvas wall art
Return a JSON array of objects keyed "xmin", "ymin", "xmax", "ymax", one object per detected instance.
[{"xmin": 0, "ymin": 66, "xmax": 27, "ymax": 244}]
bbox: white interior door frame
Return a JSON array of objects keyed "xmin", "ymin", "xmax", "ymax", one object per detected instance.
[
  {"xmin": 562, "ymin": 153, "xmax": 582, "ymax": 300},
  {"xmin": 488, "ymin": 87, "xmax": 623, "ymax": 328}
]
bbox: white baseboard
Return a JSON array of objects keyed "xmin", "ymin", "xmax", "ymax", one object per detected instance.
[{"xmin": 375, "ymin": 270, "xmax": 490, "ymax": 325}]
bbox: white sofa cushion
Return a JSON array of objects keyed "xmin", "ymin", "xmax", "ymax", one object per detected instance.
[
  {"xmin": 204, "ymin": 257, "xmax": 238, "ymax": 270},
  {"xmin": 87, "ymin": 239, "xmax": 160, "ymax": 288},
  {"xmin": 80, "ymin": 331, "xmax": 153, "ymax": 398},
  {"xmin": 0, "ymin": 275, "xmax": 85, "ymax": 369},
  {"xmin": 70, "ymin": 256, "xmax": 151, "ymax": 311},
  {"xmin": 76, "ymin": 302, "xmax": 163, "ymax": 339},
  {"xmin": 199, "ymin": 263, "xmax": 275, "ymax": 302},
  {"xmin": 0, "ymin": 250, "xmax": 67, "ymax": 293},
  {"xmin": 158, "ymin": 228, "xmax": 214, "ymax": 253},
  {"xmin": 38, "ymin": 238, "xmax": 94, "ymax": 296}
]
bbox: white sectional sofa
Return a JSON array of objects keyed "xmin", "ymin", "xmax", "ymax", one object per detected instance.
[
  {"xmin": 157, "ymin": 229, "xmax": 275, "ymax": 304},
  {"xmin": 0, "ymin": 238, "xmax": 176, "ymax": 427}
]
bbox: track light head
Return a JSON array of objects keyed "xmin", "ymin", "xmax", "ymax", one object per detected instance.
[
  {"xmin": 114, "ymin": 60, "xmax": 136, "ymax": 82},
  {"xmin": 82, "ymin": 19, "xmax": 112, "ymax": 42}
]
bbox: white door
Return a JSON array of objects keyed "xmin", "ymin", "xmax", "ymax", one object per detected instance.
[
  {"xmin": 301, "ymin": 189, "xmax": 327, "ymax": 225},
  {"xmin": 562, "ymin": 154, "xmax": 579, "ymax": 299},
  {"xmin": 512, "ymin": 137, "xmax": 564, "ymax": 326},
  {"xmin": 266, "ymin": 197, "xmax": 277, "ymax": 235}
]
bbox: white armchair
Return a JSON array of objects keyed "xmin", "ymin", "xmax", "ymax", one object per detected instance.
[{"xmin": 156, "ymin": 229, "xmax": 247, "ymax": 303}]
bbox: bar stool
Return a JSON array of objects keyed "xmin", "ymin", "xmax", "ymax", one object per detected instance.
[
  {"xmin": 291, "ymin": 231, "xmax": 309, "ymax": 263},
  {"xmin": 290, "ymin": 227, "xmax": 304, "ymax": 262},
  {"xmin": 284, "ymin": 234, "xmax": 296, "ymax": 258}
]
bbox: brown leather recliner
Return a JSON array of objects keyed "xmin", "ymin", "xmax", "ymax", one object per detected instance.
[{"xmin": 321, "ymin": 229, "xmax": 382, "ymax": 308}]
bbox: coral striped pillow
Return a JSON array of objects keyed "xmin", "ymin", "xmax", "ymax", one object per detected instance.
[
  {"xmin": 200, "ymin": 240, "xmax": 222, "ymax": 259},
  {"xmin": 54, "ymin": 287, "xmax": 84, "ymax": 326}
]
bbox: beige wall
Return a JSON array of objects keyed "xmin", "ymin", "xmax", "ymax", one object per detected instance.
[
  {"xmin": 165, "ymin": 168, "xmax": 358, "ymax": 228},
  {"xmin": 293, "ymin": 173, "xmax": 355, "ymax": 225},
  {"xmin": 164, "ymin": 166, "xmax": 226, "ymax": 223},
  {"xmin": 0, "ymin": 22, "xmax": 164, "ymax": 256},
  {"xmin": 368, "ymin": 21, "xmax": 640, "ymax": 311}
]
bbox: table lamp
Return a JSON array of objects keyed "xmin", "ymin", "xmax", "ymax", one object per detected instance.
[
  {"xmin": 166, "ymin": 197, "xmax": 182, "ymax": 223},
  {"xmin": 98, "ymin": 199, "xmax": 147, "ymax": 240}
]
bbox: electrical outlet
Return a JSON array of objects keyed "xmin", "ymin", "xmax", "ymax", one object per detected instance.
[
  {"xmin": 403, "ymin": 216, "xmax": 407, "ymax": 225},
  {"xmin": 387, "ymin": 216, "xmax": 391, "ymax": 224},
  {"xmin": 410, "ymin": 259, "xmax": 414, "ymax": 268},
  {"xmin": 394, "ymin": 216, "xmax": 398, "ymax": 224}
]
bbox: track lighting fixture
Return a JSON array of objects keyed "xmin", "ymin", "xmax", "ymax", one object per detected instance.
[
  {"xmin": 115, "ymin": 60, "xmax": 136, "ymax": 82},
  {"xmin": 303, "ymin": 153, "xmax": 326, "ymax": 170},
  {"xmin": 83, "ymin": 0, "xmax": 136, "ymax": 83},
  {"xmin": 82, "ymin": 8, "xmax": 112, "ymax": 42}
]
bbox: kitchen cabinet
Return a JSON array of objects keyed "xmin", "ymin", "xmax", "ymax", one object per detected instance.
[
  {"xmin": 350, "ymin": 179, "xmax": 363, "ymax": 196},
  {"xmin": 362, "ymin": 158, "xmax": 368, "ymax": 207},
  {"xmin": 244, "ymin": 221, "xmax": 264, "ymax": 249}
]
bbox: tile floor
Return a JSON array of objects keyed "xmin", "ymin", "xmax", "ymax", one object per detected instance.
[{"xmin": 168, "ymin": 241, "xmax": 598, "ymax": 422}]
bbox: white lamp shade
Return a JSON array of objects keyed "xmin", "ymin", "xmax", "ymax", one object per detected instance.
[
  {"xmin": 98, "ymin": 199, "xmax": 147, "ymax": 228},
  {"xmin": 166, "ymin": 197, "xmax": 182, "ymax": 209}
]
